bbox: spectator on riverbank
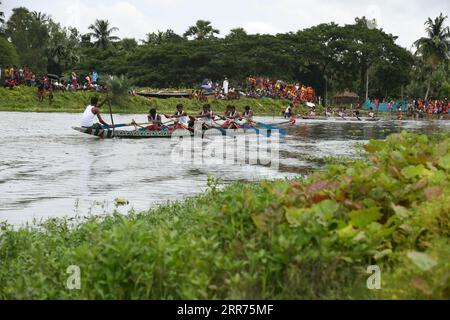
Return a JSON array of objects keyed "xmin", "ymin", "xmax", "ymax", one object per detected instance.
[
  {"xmin": 92, "ymin": 70, "xmax": 98, "ymax": 84},
  {"xmin": 223, "ymin": 77, "xmax": 229, "ymax": 95}
]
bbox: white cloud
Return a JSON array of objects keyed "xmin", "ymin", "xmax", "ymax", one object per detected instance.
[
  {"xmin": 2, "ymin": 0, "xmax": 450, "ymax": 48},
  {"xmin": 243, "ymin": 22, "xmax": 280, "ymax": 35}
]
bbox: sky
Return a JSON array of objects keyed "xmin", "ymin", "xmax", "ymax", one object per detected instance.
[{"xmin": 2, "ymin": 0, "xmax": 449, "ymax": 49}]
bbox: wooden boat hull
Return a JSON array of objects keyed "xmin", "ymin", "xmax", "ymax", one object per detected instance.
[
  {"xmin": 72, "ymin": 126, "xmax": 269, "ymax": 139},
  {"xmin": 136, "ymin": 92, "xmax": 191, "ymax": 99}
]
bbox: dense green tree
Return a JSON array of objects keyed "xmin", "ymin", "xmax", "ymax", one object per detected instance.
[
  {"xmin": 144, "ymin": 29, "xmax": 184, "ymax": 46},
  {"xmin": 414, "ymin": 13, "xmax": 450, "ymax": 99},
  {"xmin": 340, "ymin": 17, "xmax": 404, "ymax": 101},
  {"xmin": 88, "ymin": 19, "xmax": 120, "ymax": 49},
  {"xmin": 293, "ymin": 23, "xmax": 345, "ymax": 104},
  {"xmin": 0, "ymin": 37, "xmax": 19, "ymax": 66},
  {"xmin": 225, "ymin": 28, "xmax": 247, "ymax": 41},
  {"xmin": 47, "ymin": 25, "xmax": 81, "ymax": 75},
  {"xmin": 184, "ymin": 20, "xmax": 219, "ymax": 40},
  {"xmin": 5, "ymin": 7, "xmax": 49, "ymax": 72}
]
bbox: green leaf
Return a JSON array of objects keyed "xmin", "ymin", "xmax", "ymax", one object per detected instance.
[
  {"xmin": 348, "ymin": 207, "xmax": 382, "ymax": 228},
  {"xmin": 391, "ymin": 204, "xmax": 410, "ymax": 220},
  {"xmin": 337, "ymin": 225, "xmax": 358, "ymax": 239},
  {"xmin": 374, "ymin": 249, "xmax": 393, "ymax": 260},
  {"xmin": 429, "ymin": 171, "xmax": 447, "ymax": 184},
  {"xmin": 438, "ymin": 154, "xmax": 450, "ymax": 170},
  {"xmin": 285, "ymin": 207, "xmax": 309, "ymax": 226},
  {"xmin": 407, "ymin": 251, "xmax": 437, "ymax": 271},
  {"xmin": 314, "ymin": 200, "xmax": 340, "ymax": 219},
  {"xmin": 401, "ymin": 165, "xmax": 425, "ymax": 179}
]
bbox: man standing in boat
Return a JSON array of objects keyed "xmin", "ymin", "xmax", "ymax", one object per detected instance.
[
  {"xmin": 283, "ymin": 103, "xmax": 293, "ymax": 118},
  {"xmin": 80, "ymin": 96, "xmax": 113, "ymax": 129}
]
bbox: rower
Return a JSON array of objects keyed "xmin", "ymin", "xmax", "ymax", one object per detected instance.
[
  {"xmin": 352, "ymin": 109, "xmax": 361, "ymax": 121},
  {"xmin": 221, "ymin": 105, "xmax": 240, "ymax": 129},
  {"xmin": 80, "ymin": 96, "xmax": 113, "ymax": 129},
  {"xmin": 197, "ymin": 104, "xmax": 214, "ymax": 130},
  {"xmin": 241, "ymin": 105, "xmax": 254, "ymax": 126},
  {"xmin": 283, "ymin": 104, "xmax": 293, "ymax": 119},
  {"xmin": 368, "ymin": 107, "xmax": 375, "ymax": 119},
  {"xmin": 325, "ymin": 107, "xmax": 333, "ymax": 118},
  {"xmin": 309, "ymin": 107, "xmax": 316, "ymax": 117},
  {"xmin": 166, "ymin": 104, "xmax": 189, "ymax": 129},
  {"xmin": 243, "ymin": 106, "xmax": 254, "ymax": 119},
  {"xmin": 146, "ymin": 108, "xmax": 162, "ymax": 131}
]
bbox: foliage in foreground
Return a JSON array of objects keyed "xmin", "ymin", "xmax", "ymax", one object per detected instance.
[{"xmin": 0, "ymin": 132, "xmax": 449, "ymax": 299}]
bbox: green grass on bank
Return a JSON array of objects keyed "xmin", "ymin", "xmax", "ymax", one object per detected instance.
[
  {"xmin": 0, "ymin": 86, "xmax": 306, "ymax": 115},
  {"xmin": 0, "ymin": 131, "xmax": 449, "ymax": 299}
]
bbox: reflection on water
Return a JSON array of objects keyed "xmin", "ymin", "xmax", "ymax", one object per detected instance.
[{"xmin": 0, "ymin": 112, "xmax": 448, "ymax": 225}]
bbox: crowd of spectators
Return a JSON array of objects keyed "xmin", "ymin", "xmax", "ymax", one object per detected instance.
[
  {"xmin": 368, "ymin": 98, "xmax": 450, "ymax": 116},
  {"xmin": 245, "ymin": 76, "xmax": 316, "ymax": 102},
  {"xmin": 1, "ymin": 66, "xmax": 105, "ymax": 92},
  {"xmin": 195, "ymin": 76, "xmax": 317, "ymax": 102},
  {"xmin": 1, "ymin": 66, "xmax": 36, "ymax": 88}
]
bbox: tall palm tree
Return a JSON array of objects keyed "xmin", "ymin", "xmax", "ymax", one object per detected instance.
[
  {"xmin": 414, "ymin": 13, "xmax": 450, "ymax": 99},
  {"xmin": 0, "ymin": 1, "xmax": 5, "ymax": 24},
  {"xmin": 183, "ymin": 20, "xmax": 219, "ymax": 40},
  {"xmin": 31, "ymin": 11, "xmax": 49, "ymax": 23},
  {"xmin": 88, "ymin": 19, "xmax": 119, "ymax": 49}
]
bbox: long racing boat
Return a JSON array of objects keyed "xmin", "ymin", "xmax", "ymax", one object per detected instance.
[{"xmin": 72, "ymin": 126, "xmax": 271, "ymax": 139}]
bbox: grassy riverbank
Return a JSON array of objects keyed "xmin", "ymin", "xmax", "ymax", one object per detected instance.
[
  {"xmin": 0, "ymin": 131, "xmax": 449, "ymax": 299},
  {"xmin": 0, "ymin": 86, "xmax": 305, "ymax": 115}
]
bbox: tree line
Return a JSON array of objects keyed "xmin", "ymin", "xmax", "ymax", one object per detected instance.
[{"xmin": 0, "ymin": 4, "xmax": 449, "ymax": 101}]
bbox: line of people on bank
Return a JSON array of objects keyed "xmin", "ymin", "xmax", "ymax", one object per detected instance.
[
  {"xmin": 1, "ymin": 66, "xmax": 36, "ymax": 88},
  {"xmin": 367, "ymin": 98, "xmax": 450, "ymax": 115}
]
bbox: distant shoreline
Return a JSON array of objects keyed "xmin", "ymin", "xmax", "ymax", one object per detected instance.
[{"xmin": 1, "ymin": 87, "xmax": 449, "ymax": 119}]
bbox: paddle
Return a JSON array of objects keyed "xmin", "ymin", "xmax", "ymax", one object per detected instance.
[
  {"xmin": 107, "ymin": 96, "xmax": 115, "ymax": 137},
  {"xmin": 193, "ymin": 114, "xmax": 228, "ymax": 135},
  {"xmin": 101, "ymin": 119, "xmax": 175, "ymax": 130},
  {"xmin": 353, "ymin": 112, "xmax": 362, "ymax": 121},
  {"xmin": 244, "ymin": 116, "xmax": 288, "ymax": 135},
  {"xmin": 101, "ymin": 122, "xmax": 149, "ymax": 129},
  {"xmin": 215, "ymin": 114, "xmax": 243, "ymax": 129},
  {"xmin": 164, "ymin": 116, "xmax": 193, "ymax": 132},
  {"xmin": 214, "ymin": 115, "xmax": 266, "ymax": 136}
]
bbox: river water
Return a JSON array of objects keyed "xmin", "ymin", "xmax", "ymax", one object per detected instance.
[{"xmin": 0, "ymin": 112, "xmax": 448, "ymax": 225}]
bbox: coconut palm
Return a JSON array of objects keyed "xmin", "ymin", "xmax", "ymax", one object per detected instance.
[
  {"xmin": 88, "ymin": 19, "xmax": 120, "ymax": 49},
  {"xmin": 184, "ymin": 20, "xmax": 219, "ymax": 40},
  {"xmin": 31, "ymin": 11, "xmax": 49, "ymax": 24},
  {"xmin": 0, "ymin": 1, "xmax": 4, "ymax": 24},
  {"xmin": 414, "ymin": 13, "xmax": 450, "ymax": 99}
]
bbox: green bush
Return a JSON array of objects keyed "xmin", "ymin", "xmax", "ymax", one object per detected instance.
[{"xmin": 0, "ymin": 131, "xmax": 448, "ymax": 299}]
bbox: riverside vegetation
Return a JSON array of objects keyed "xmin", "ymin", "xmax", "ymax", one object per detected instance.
[
  {"xmin": 0, "ymin": 86, "xmax": 311, "ymax": 115},
  {"xmin": 0, "ymin": 131, "xmax": 449, "ymax": 299}
]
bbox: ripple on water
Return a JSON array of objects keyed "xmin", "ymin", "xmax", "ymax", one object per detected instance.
[{"xmin": 0, "ymin": 112, "xmax": 449, "ymax": 225}]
